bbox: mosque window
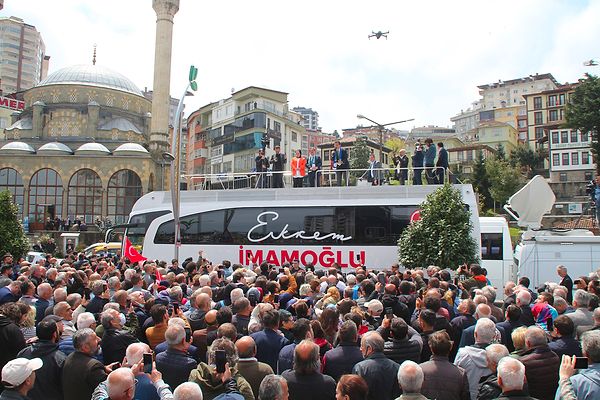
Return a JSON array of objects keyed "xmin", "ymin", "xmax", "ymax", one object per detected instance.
[
  {"xmin": 108, "ymin": 169, "xmax": 142, "ymax": 225},
  {"xmin": 28, "ymin": 168, "xmax": 63, "ymax": 226},
  {"xmin": 0, "ymin": 168, "xmax": 24, "ymax": 219},
  {"xmin": 67, "ymin": 169, "xmax": 103, "ymax": 224}
]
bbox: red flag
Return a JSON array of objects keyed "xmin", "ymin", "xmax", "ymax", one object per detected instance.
[{"xmin": 124, "ymin": 238, "xmax": 147, "ymax": 263}]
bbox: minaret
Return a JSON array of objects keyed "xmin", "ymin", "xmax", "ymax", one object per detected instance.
[{"xmin": 150, "ymin": 0, "xmax": 179, "ymax": 154}]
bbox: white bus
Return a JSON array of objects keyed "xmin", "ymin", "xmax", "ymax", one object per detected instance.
[{"xmin": 125, "ymin": 185, "xmax": 482, "ymax": 272}]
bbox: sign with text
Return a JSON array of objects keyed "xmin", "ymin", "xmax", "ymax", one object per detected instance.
[{"xmin": 0, "ymin": 96, "xmax": 25, "ymax": 111}]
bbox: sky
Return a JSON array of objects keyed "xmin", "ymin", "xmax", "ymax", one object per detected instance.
[{"xmin": 4, "ymin": 0, "xmax": 600, "ymax": 132}]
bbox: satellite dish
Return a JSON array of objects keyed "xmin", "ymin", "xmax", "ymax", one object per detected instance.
[{"xmin": 504, "ymin": 175, "xmax": 555, "ymax": 230}]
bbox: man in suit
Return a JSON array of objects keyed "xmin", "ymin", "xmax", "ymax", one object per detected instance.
[
  {"xmin": 255, "ymin": 149, "xmax": 269, "ymax": 188},
  {"xmin": 395, "ymin": 149, "xmax": 409, "ymax": 185},
  {"xmin": 557, "ymin": 265, "xmax": 573, "ymax": 303},
  {"xmin": 307, "ymin": 147, "xmax": 322, "ymax": 187},
  {"xmin": 332, "ymin": 140, "xmax": 349, "ymax": 187},
  {"xmin": 250, "ymin": 309, "xmax": 290, "ymax": 371},
  {"xmin": 435, "ymin": 142, "xmax": 449, "ymax": 184},
  {"xmin": 365, "ymin": 153, "xmax": 383, "ymax": 186},
  {"xmin": 270, "ymin": 145, "xmax": 287, "ymax": 188},
  {"xmin": 412, "ymin": 142, "xmax": 424, "ymax": 185}
]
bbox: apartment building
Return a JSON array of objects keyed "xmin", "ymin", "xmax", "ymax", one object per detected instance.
[
  {"xmin": 549, "ymin": 128, "xmax": 594, "ymax": 183},
  {"xmin": 0, "ymin": 16, "xmax": 49, "ymax": 94},
  {"xmin": 292, "ymin": 106, "xmax": 319, "ymax": 131}
]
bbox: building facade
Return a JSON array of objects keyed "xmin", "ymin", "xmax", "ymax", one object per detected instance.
[
  {"xmin": 292, "ymin": 106, "xmax": 319, "ymax": 131},
  {"xmin": 0, "ymin": 16, "xmax": 50, "ymax": 94},
  {"xmin": 448, "ymin": 144, "xmax": 496, "ymax": 174},
  {"xmin": 549, "ymin": 128, "xmax": 594, "ymax": 183}
]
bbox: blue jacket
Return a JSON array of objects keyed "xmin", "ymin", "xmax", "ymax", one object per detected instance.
[
  {"xmin": 424, "ymin": 145, "xmax": 436, "ymax": 166},
  {"xmin": 412, "ymin": 150, "xmax": 424, "ymax": 168},
  {"xmin": 155, "ymin": 348, "xmax": 197, "ymax": 390},
  {"xmin": 548, "ymin": 336, "xmax": 582, "ymax": 358},
  {"xmin": 277, "ymin": 342, "xmax": 297, "ymax": 374},
  {"xmin": 250, "ymin": 328, "xmax": 290, "ymax": 372},
  {"xmin": 323, "ymin": 342, "xmax": 364, "ymax": 382},
  {"xmin": 564, "ymin": 363, "xmax": 600, "ymax": 400},
  {"xmin": 352, "ymin": 352, "xmax": 400, "ymax": 400}
]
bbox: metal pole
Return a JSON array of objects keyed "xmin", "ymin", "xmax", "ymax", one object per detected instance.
[{"xmin": 379, "ymin": 125, "xmax": 384, "ymax": 164}]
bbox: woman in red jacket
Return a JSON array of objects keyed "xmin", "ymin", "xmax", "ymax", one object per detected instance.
[{"xmin": 291, "ymin": 149, "xmax": 307, "ymax": 188}]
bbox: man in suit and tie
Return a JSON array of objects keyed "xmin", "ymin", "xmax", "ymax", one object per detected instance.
[
  {"xmin": 365, "ymin": 152, "xmax": 383, "ymax": 186},
  {"xmin": 307, "ymin": 147, "xmax": 322, "ymax": 187},
  {"xmin": 435, "ymin": 142, "xmax": 449, "ymax": 184},
  {"xmin": 332, "ymin": 140, "xmax": 350, "ymax": 186}
]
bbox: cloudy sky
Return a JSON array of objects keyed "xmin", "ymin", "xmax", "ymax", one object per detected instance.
[{"xmin": 4, "ymin": 0, "xmax": 600, "ymax": 132}]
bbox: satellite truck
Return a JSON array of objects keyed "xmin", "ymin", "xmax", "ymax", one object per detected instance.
[{"xmin": 505, "ymin": 175, "xmax": 600, "ymax": 290}]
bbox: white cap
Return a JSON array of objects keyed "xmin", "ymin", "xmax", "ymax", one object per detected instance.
[
  {"xmin": 364, "ymin": 299, "xmax": 383, "ymax": 313},
  {"xmin": 1, "ymin": 358, "xmax": 43, "ymax": 388}
]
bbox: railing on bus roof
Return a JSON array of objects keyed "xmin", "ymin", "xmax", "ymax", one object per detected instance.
[{"xmin": 181, "ymin": 167, "xmax": 452, "ymax": 191}]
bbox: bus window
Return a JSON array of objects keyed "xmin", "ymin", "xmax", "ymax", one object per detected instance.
[
  {"xmin": 481, "ymin": 233, "xmax": 503, "ymax": 261},
  {"xmin": 126, "ymin": 211, "xmax": 169, "ymax": 246}
]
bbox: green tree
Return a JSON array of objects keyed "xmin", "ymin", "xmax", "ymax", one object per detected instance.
[
  {"xmin": 384, "ymin": 137, "xmax": 407, "ymax": 156},
  {"xmin": 565, "ymin": 74, "xmax": 600, "ymax": 174},
  {"xmin": 486, "ymin": 158, "xmax": 525, "ymax": 207},
  {"xmin": 350, "ymin": 139, "xmax": 371, "ymax": 179},
  {"xmin": 509, "ymin": 145, "xmax": 545, "ymax": 178},
  {"xmin": 470, "ymin": 150, "xmax": 493, "ymax": 210},
  {"xmin": 0, "ymin": 190, "xmax": 29, "ymax": 260},
  {"xmin": 495, "ymin": 144, "xmax": 506, "ymax": 161},
  {"xmin": 398, "ymin": 184, "xmax": 479, "ymax": 269}
]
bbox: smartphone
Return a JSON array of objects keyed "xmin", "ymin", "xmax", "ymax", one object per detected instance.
[
  {"xmin": 83, "ymin": 287, "xmax": 91, "ymax": 300},
  {"xmin": 126, "ymin": 299, "xmax": 132, "ymax": 308},
  {"xmin": 103, "ymin": 284, "xmax": 108, "ymax": 293},
  {"xmin": 574, "ymin": 357, "xmax": 588, "ymax": 369},
  {"xmin": 378, "ymin": 273, "xmax": 386, "ymax": 285},
  {"xmin": 385, "ymin": 307, "xmax": 394, "ymax": 319},
  {"xmin": 185, "ymin": 327, "xmax": 192, "ymax": 342},
  {"xmin": 143, "ymin": 353, "xmax": 153, "ymax": 374},
  {"xmin": 111, "ymin": 362, "xmax": 121, "ymax": 371},
  {"xmin": 215, "ymin": 350, "xmax": 227, "ymax": 373},
  {"xmin": 279, "ymin": 268, "xmax": 284, "ymax": 274},
  {"xmin": 273, "ymin": 294, "xmax": 279, "ymax": 303},
  {"xmin": 173, "ymin": 303, "xmax": 179, "ymax": 314}
]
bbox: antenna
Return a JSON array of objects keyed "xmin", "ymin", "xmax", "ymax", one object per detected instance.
[{"xmin": 92, "ymin": 43, "xmax": 97, "ymax": 66}]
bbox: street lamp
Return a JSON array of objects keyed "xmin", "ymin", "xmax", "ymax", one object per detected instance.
[
  {"xmin": 168, "ymin": 65, "xmax": 198, "ymax": 263},
  {"xmin": 356, "ymin": 114, "xmax": 414, "ymax": 163}
]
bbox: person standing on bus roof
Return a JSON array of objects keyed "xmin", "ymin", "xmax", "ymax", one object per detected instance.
[
  {"xmin": 332, "ymin": 140, "xmax": 350, "ymax": 187},
  {"xmin": 270, "ymin": 145, "xmax": 287, "ymax": 188},
  {"xmin": 424, "ymin": 138, "xmax": 436, "ymax": 184},
  {"xmin": 255, "ymin": 149, "xmax": 269, "ymax": 188},
  {"xmin": 291, "ymin": 149, "xmax": 307, "ymax": 188},
  {"xmin": 366, "ymin": 152, "xmax": 383, "ymax": 186},
  {"xmin": 435, "ymin": 142, "xmax": 449, "ymax": 184},
  {"xmin": 412, "ymin": 142, "xmax": 424, "ymax": 185},
  {"xmin": 307, "ymin": 147, "xmax": 322, "ymax": 187}
]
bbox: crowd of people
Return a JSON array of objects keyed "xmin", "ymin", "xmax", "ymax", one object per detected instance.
[
  {"xmin": 0, "ymin": 250, "xmax": 599, "ymax": 400},
  {"xmin": 253, "ymin": 138, "xmax": 449, "ymax": 189}
]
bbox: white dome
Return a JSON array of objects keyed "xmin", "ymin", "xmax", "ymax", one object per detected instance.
[
  {"xmin": 113, "ymin": 143, "xmax": 149, "ymax": 155},
  {"xmin": 75, "ymin": 142, "xmax": 111, "ymax": 155},
  {"xmin": 37, "ymin": 65, "xmax": 143, "ymax": 96},
  {"xmin": 0, "ymin": 141, "xmax": 35, "ymax": 154},
  {"xmin": 38, "ymin": 142, "xmax": 73, "ymax": 154}
]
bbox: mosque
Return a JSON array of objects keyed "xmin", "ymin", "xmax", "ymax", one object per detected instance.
[{"xmin": 0, "ymin": 0, "xmax": 179, "ymax": 232}]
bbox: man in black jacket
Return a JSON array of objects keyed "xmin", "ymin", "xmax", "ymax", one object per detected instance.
[
  {"xmin": 270, "ymin": 145, "xmax": 287, "ymax": 188},
  {"xmin": 435, "ymin": 142, "xmax": 449, "ymax": 184},
  {"xmin": 85, "ymin": 280, "xmax": 109, "ymax": 315},
  {"xmin": 557, "ymin": 265, "xmax": 574, "ymax": 304},
  {"xmin": 377, "ymin": 317, "xmax": 422, "ymax": 364},
  {"xmin": 282, "ymin": 340, "xmax": 336, "ymax": 400},
  {"xmin": 352, "ymin": 331, "xmax": 400, "ymax": 400},
  {"xmin": 0, "ymin": 302, "xmax": 26, "ymax": 379},
  {"xmin": 322, "ymin": 320, "xmax": 363, "ymax": 381},
  {"xmin": 99, "ymin": 309, "xmax": 138, "ymax": 365},
  {"xmin": 17, "ymin": 319, "xmax": 66, "ymax": 400},
  {"xmin": 496, "ymin": 305, "xmax": 524, "ymax": 352},
  {"xmin": 332, "ymin": 140, "xmax": 349, "ymax": 187},
  {"xmin": 476, "ymin": 343, "xmax": 510, "ymax": 400}
]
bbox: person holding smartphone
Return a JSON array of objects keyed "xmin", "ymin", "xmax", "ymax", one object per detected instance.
[{"xmin": 155, "ymin": 324, "xmax": 197, "ymax": 389}]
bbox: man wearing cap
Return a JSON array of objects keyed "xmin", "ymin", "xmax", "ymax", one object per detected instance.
[
  {"xmin": 17, "ymin": 319, "xmax": 65, "ymax": 400},
  {"xmin": 0, "ymin": 357, "xmax": 42, "ymax": 399}
]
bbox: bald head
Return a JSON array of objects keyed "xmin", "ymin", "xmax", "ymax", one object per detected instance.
[
  {"xmin": 476, "ymin": 303, "xmax": 491, "ymax": 319},
  {"xmin": 235, "ymin": 336, "xmax": 256, "ymax": 359},
  {"xmin": 205, "ymin": 310, "xmax": 217, "ymax": 326},
  {"xmin": 384, "ymin": 284, "xmax": 396, "ymax": 295},
  {"xmin": 107, "ymin": 368, "xmax": 135, "ymax": 400},
  {"xmin": 173, "ymin": 382, "xmax": 203, "ymax": 400},
  {"xmin": 125, "ymin": 342, "xmax": 151, "ymax": 366},
  {"xmin": 37, "ymin": 283, "xmax": 52, "ymax": 300},
  {"xmin": 196, "ymin": 293, "xmax": 211, "ymax": 311},
  {"xmin": 294, "ymin": 340, "xmax": 320, "ymax": 374}
]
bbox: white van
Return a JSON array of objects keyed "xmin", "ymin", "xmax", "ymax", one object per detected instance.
[
  {"xmin": 479, "ymin": 217, "xmax": 514, "ymax": 291},
  {"xmin": 506, "ymin": 175, "xmax": 600, "ymax": 289}
]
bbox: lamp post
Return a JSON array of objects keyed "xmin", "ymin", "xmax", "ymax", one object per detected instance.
[
  {"xmin": 167, "ymin": 65, "xmax": 198, "ymax": 263},
  {"xmin": 356, "ymin": 114, "xmax": 414, "ymax": 163}
]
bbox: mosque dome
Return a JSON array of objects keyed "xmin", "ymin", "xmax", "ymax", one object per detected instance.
[
  {"xmin": 0, "ymin": 141, "xmax": 36, "ymax": 154},
  {"xmin": 37, "ymin": 142, "xmax": 73, "ymax": 154},
  {"xmin": 113, "ymin": 143, "xmax": 149, "ymax": 155},
  {"xmin": 36, "ymin": 65, "xmax": 144, "ymax": 96},
  {"xmin": 75, "ymin": 142, "xmax": 111, "ymax": 155}
]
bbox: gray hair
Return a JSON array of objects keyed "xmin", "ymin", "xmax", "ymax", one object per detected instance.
[
  {"xmin": 107, "ymin": 276, "xmax": 120, "ymax": 290},
  {"xmin": 208, "ymin": 338, "xmax": 238, "ymax": 368},
  {"xmin": 258, "ymin": 374, "xmax": 286, "ymax": 400},
  {"xmin": 168, "ymin": 317, "xmax": 186, "ymax": 328},
  {"xmin": 107, "ymin": 368, "xmax": 135, "ymax": 399},
  {"xmin": 72, "ymin": 328, "xmax": 96, "ymax": 351},
  {"xmin": 299, "ymin": 284, "xmax": 312, "ymax": 297},
  {"xmin": 497, "ymin": 357, "xmax": 526, "ymax": 391},
  {"xmin": 485, "ymin": 344, "xmax": 509, "ymax": 369},
  {"xmin": 91, "ymin": 280, "xmax": 106, "ymax": 296},
  {"xmin": 582, "ymin": 330, "xmax": 600, "ymax": 363},
  {"xmin": 293, "ymin": 340, "xmax": 320, "ymax": 375},
  {"xmin": 198, "ymin": 275, "xmax": 210, "ymax": 287},
  {"xmin": 481, "ymin": 286, "xmax": 497, "ymax": 303},
  {"xmin": 397, "ymin": 360, "xmax": 424, "ymax": 394},
  {"xmin": 123, "ymin": 269, "xmax": 136, "ymax": 282},
  {"xmin": 230, "ymin": 288, "xmax": 244, "ymax": 304},
  {"xmin": 574, "ymin": 289, "xmax": 591, "ymax": 308},
  {"xmin": 594, "ymin": 307, "xmax": 600, "ymax": 323},
  {"xmin": 173, "ymin": 382, "xmax": 203, "ymax": 400},
  {"xmin": 474, "ymin": 318, "xmax": 496, "ymax": 344},
  {"xmin": 165, "ymin": 324, "xmax": 186, "ymax": 346},
  {"xmin": 169, "ymin": 286, "xmax": 183, "ymax": 301},
  {"xmin": 346, "ymin": 274, "xmax": 357, "ymax": 286},
  {"xmin": 553, "ymin": 296, "xmax": 567, "ymax": 309},
  {"xmin": 516, "ymin": 290, "xmax": 531, "ymax": 306},
  {"xmin": 362, "ymin": 331, "xmax": 385, "ymax": 353},
  {"xmin": 556, "ymin": 265, "xmax": 567, "ymax": 273},
  {"xmin": 77, "ymin": 312, "xmax": 96, "ymax": 330},
  {"xmin": 525, "ymin": 326, "xmax": 547, "ymax": 348},
  {"xmin": 125, "ymin": 342, "xmax": 150, "ymax": 366},
  {"xmin": 100, "ymin": 309, "xmax": 119, "ymax": 329}
]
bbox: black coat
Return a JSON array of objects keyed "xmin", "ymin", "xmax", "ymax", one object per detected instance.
[
  {"xmin": 101, "ymin": 328, "xmax": 138, "ymax": 364},
  {"xmin": 270, "ymin": 153, "xmax": 287, "ymax": 171},
  {"xmin": 332, "ymin": 148, "xmax": 349, "ymax": 170},
  {"xmin": 62, "ymin": 351, "xmax": 107, "ymax": 400},
  {"xmin": 352, "ymin": 352, "xmax": 400, "ymax": 400},
  {"xmin": 17, "ymin": 341, "xmax": 66, "ymax": 400},
  {"xmin": 0, "ymin": 315, "xmax": 26, "ymax": 373},
  {"xmin": 322, "ymin": 342, "xmax": 363, "ymax": 382},
  {"xmin": 281, "ymin": 370, "xmax": 336, "ymax": 400}
]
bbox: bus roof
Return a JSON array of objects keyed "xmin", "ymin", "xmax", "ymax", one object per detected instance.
[{"xmin": 131, "ymin": 185, "xmax": 477, "ymax": 215}]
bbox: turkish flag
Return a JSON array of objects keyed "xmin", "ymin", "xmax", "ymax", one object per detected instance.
[
  {"xmin": 410, "ymin": 210, "xmax": 421, "ymax": 223},
  {"xmin": 124, "ymin": 238, "xmax": 147, "ymax": 263}
]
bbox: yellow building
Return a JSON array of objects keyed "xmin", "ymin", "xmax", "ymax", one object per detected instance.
[{"xmin": 474, "ymin": 121, "xmax": 519, "ymax": 153}]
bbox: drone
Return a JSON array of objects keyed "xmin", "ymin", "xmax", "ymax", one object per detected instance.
[
  {"xmin": 583, "ymin": 59, "xmax": 598, "ymax": 66},
  {"xmin": 368, "ymin": 30, "xmax": 389, "ymax": 40}
]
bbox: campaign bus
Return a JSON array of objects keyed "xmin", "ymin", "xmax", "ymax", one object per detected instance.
[{"xmin": 124, "ymin": 185, "xmax": 482, "ymax": 271}]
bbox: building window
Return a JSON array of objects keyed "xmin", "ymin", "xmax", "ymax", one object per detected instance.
[
  {"xmin": 561, "ymin": 131, "xmax": 569, "ymax": 143},
  {"xmin": 548, "ymin": 95, "xmax": 557, "ymax": 107},
  {"xmin": 548, "ymin": 109, "xmax": 559, "ymax": 122},
  {"xmin": 585, "ymin": 171, "xmax": 593, "ymax": 181},
  {"xmin": 582, "ymin": 132, "xmax": 589, "ymax": 142},
  {"xmin": 467, "ymin": 150, "xmax": 473, "ymax": 161},
  {"xmin": 535, "ymin": 127, "xmax": 544, "ymax": 140},
  {"xmin": 533, "ymin": 97, "xmax": 542, "ymax": 109},
  {"xmin": 570, "ymin": 131, "xmax": 578, "ymax": 143},
  {"xmin": 562, "ymin": 153, "xmax": 570, "ymax": 165},
  {"xmin": 0, "ymin": 168, "xmax": 24, "ymax": 219},
  {"xmin": 273, "ymin": 121, "xmax": 281, "ymax": 132},
  {"xmin": 28, "ymin": 168, "xmax": 63, "ymax": 224},
  {"xmin": 552, "ymin": 154, "xmax": 560, "ymax": 167},
  {"xmin": 551, "ymin": 131, "xmax": 559, "ymax": 144},
  {"xmin": 292, "ymin": 131, "xmax": 298, "ymax": 142},
  {"xmin": 560, "ymin": 173, "xmax": 568, "ymax": 182},
  {"xmin": 108, "ymin": 170, "xmax": 142, "ymax": 225},
  {"xmin": 67, "ymin": 169, "xmax": 103, "ymax": 224},
  {"xmin": 534, "ymin": 112, "xmax": 543, "ymax": 125},
  {"xmin": 559, "ymin": 94, "xmax": 565, "ymax": 105},
  {"xmin": 582, "ymin": 152, "xmax": 590, "ymax": 164},
  {"xmin": 572, "ymin": 152, "xmax": 579, "ymax": 165}
]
